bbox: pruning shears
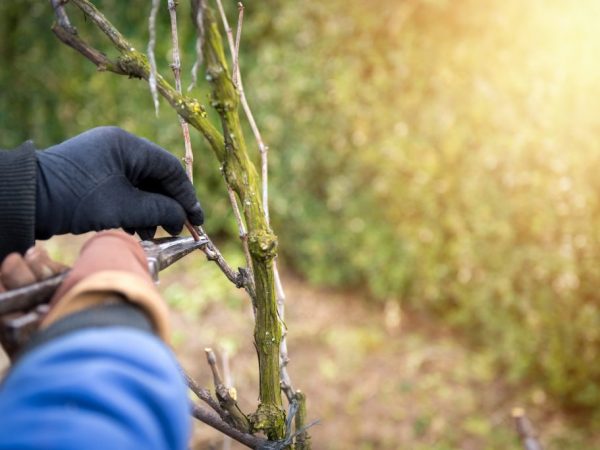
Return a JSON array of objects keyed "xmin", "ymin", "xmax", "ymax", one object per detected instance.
[{"xmin": 0, "ymin": 235, "xmax": 207, "ymax": 358}]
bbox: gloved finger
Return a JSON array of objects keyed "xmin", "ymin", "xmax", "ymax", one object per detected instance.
[
  {"xmin": 161, "ymin": 222, "xmax": 184, "ymax": 237},
  {"xmin": 136, "ymin": 226, "xmax": 157, "ymax": 241},
  {"xmin": 1, "ymin": 253, "xmax": 37, "ymax": 289},
  {"xmin": 118, "ymin": 132, "xmax": 204, "ymax": 225},
  {"xmin": 121, "ymin": 189, "xmax": 187, "ymax": 237},
  {"xmin": 139, "ymin": 167, "xmax": 204, "ymax": 226},
  {"xmin": 24, "ymin": 246, "xmax": 68, "ymax": 281}
]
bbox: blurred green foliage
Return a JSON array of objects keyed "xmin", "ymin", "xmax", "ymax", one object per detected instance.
[{"xmin": 2, "ymin": 0, "xmax": 600, "ymax": 418}]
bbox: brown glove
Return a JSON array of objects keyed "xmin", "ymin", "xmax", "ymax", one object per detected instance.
[
  {"xmin": 0, "ymin": 246, "xmax": 67, "ymax": 292},
  {"xmin": 42, "ymin": 231, "xmax": 171, "ymax": 341}
]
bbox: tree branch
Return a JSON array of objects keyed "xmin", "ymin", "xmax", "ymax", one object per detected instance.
[
  {"xmin": 184, "ymin": 370, "xmax": 229, "ymax": 422},
  {"xmin": 205, "ymin": 348, "xmax": 251, "ymax": 433},
  {"xmin": 233, "ymin": 3, "xmax": 243, "ymax": 87},
  {"xmin": 275, "ymin": 263, "xmax": 293, "ymax": 401},
  {"xmin": 221, "ymin": 346, "xmax": 234, "ymax": 450},
  {"xmin": 67, "ymin": 0, "xmax": 131, "ymax": 51},
  {"xmin": 50, "ymin": 0, "xmax": 76, "ymax": 33},
  {"xmin": 227, "ymin": 186, "xmax": 255, "ymax": 291},
  {"xmin": 147, "ymin": 0, "xmax": 160, "ymax": 115},
  {"xmin": 512, "ymin": 408, "xmax": 544, "ymax": 450},
  {"xmin": 51, "ymin": 22, "xmax": 123, "ymax": 73},
  {"xmin": 191, "ymin": 404, "xmax": 267, "ymax": 449}
]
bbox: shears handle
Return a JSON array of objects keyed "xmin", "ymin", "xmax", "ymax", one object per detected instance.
[{"xmin": 0, "ymin": 271, "xmax": 69, "ymax": 316}]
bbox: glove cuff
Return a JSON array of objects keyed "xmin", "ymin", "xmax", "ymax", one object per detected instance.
[{"xmin": 41, "ymin": 271, "xmax": 171, "ymax": 341}]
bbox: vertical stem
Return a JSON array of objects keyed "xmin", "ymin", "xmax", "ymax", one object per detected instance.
[
  {"xmin": 294, "ymin": 391, "xmax": 311, "ymax": 450},
  {"xmin": 275, "ymin": 263, "xmax": 293, "ymax": 399},
  {"xmin": 199, "ymin": 2, "xmax": 284, "ymax": 438},
  {"xmin": 227, "ymin": 186, "xmax": 254, "ymax": 280},
  {"xmin": 512, "ymin": 408, "xmax": 544, "ymax": 450},
  {"xmin": 147, "ymin": 0, "xmax": 161, "ymax": 115},
  {"xmin": 211, "ymin": 3, "xmax": 308, "ymax": 444},
  {"xmin": 221, "ymin": 348, "xmax": 233, "ymax": 450},
  {"xmin": 168, "ymin": 0, "xmax": 194, "ymax": 181},
  {"xmin": 232, "ymin": 3, "xmax": 243, "ymax": 87},
  {"xmin": 189, "ymin": 0, "xmax": 204, "ymax": 91}
]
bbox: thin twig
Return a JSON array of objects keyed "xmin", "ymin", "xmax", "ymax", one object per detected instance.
[
  {"xmin": 185, "ymin": 220, "xmax": 254, "ymax": 297},
  {"xmin": 193, "ymin": 225, "xmax": 252, "ymax": 292},
  {"xmin": 50, "ymin": 0, "xmax": 76, "ymax": 33},
  {"xmin": 205, "ymin": 348, "xmax": 251, "ymax": 433},
  {"xmin": 51, "ymin": 20, "xmax": 122, "ymax": 73},
  {"xmin": 167, "ymin": 0, "xmax": 194, "ymax": 181},
  {"xmin": 183, "ymin": 370, "xmax": 229, "ymax": 422},
  {"xmin": 147, "ymin": 0, "xmax": 160, "ymax": 116},
  {"xmin": 512, "ymin": 408, "xmax": 544, "ymax": 450},
  {"xmin": 232, "ymin": 3, "xmax": 243, "ymax": 87},
  {"xmin": 215, "ymin": 0, "xmax": 234, "ymax": 60},
  {"xmin": 191, "ymin": 404, "xmax": 266, "ymax": 449},
  {"xmin": 188, "ymin": 0, "xmax": 205, "ymax": 91},
  {"xmin": 227, "ymin": 186, "xmax": 254, "ymax": 282},
  {"xmin": 65, "ymin": 0, "xmax": 131, "ymax": 51},
  {"xmin": 275, "ymin": 264, "xmax": 293, "ymax": 401},
  {"xmin": 206, "ymin": 347, "xmax": 224, "ymax": 385},
  {"xmin": 221, "ymin": 347, "xmax": 233, "ymax": 450}
]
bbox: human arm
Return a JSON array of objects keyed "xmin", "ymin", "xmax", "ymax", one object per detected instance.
[
  {"xmin": 0, "ymin": 126, "xmax": 204, "ymax": 260},
  {"xmin": 0, "ymin": 232, "xmax": 190, "ymax": 450}
]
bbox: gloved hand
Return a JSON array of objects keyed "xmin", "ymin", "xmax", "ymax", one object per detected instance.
[
  {"xmin": 0, "ymin": 247, "xmax": 67, "ymax": 293},
  {"xmin": 35, "ymin": 126, "xmax": 204, "ymax": 241},
  {"xmin": 43, "ymin": 231, "xmax": 170, "ymax": 339}
]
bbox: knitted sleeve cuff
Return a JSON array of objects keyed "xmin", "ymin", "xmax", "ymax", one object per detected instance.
[
  {"xmin": 0, "ymin": 141, "xmax": 37, "ymax": 260},
  {"xmin": 17, "ymin": 300, "xmax": 154, "ymax": 362}
]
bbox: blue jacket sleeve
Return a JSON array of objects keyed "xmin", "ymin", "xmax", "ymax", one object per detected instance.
[{"xmin": 0, "ymin": 327, "xmax": 190, "ymax": 450}]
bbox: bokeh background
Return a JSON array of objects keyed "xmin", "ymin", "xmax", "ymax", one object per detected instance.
[{"xmin": 1, "ymin": 0, "xmax": 600, "ymax": 448}]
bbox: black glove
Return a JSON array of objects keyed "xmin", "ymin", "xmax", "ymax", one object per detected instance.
[{"xmin": 35, "ymin": 126, "xmax": 204, "ymax": 240}]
